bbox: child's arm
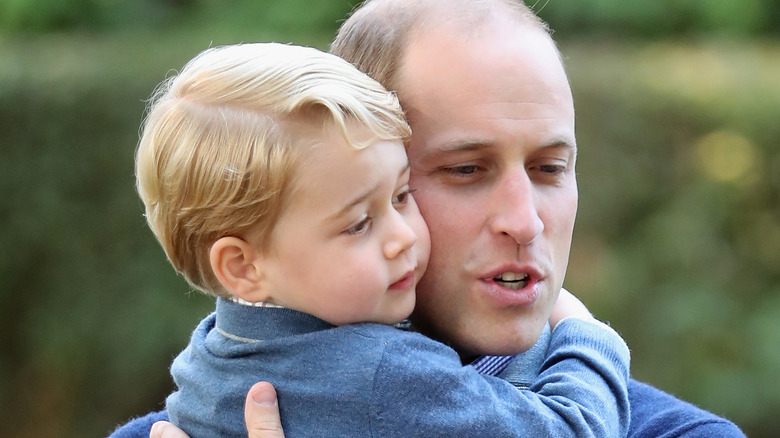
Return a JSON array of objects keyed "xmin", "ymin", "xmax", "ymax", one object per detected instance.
[
  {"xmin": 486, "ymin": 287, "xmax": 630, "ymax": 436},
  {"xmin": 368, "ymin": 303, "xmax": 630, "ymax": 437},
  {"xmin": 549, "ymin": 287, "xmax": 594, "ymax": 328},
  {"xmin": 530, "ymin": 317, "xmax": 630, "ymax": 437}
]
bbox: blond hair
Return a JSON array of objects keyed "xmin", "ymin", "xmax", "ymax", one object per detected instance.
[
  {"xmin": 136, "ymin": 43, "xmax": 410, "ymax": 297},
  {"xmin": 331, "ymin": 0, "xmax": 552, "ymax": 92}
]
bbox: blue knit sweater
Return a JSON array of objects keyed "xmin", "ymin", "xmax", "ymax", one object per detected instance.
[
  {"xmin": 107, "ymin": 297, "xmax": 743, "ymax": 437},
  {"xmin": 108, "ymin": 382, "xmax": 746, "ymax": 438},
  {"xmin": 155, "ymin": 299, "xmax": 630, "ymax": 437}
]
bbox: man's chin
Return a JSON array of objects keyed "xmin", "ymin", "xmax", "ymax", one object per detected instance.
[
  {"xmin": 410, "ymin": 308, "xmax": 548, "ymax": 356},
  {"xmin": 449, "ymin": 327, "xmax": 547, "ymax": 359}
]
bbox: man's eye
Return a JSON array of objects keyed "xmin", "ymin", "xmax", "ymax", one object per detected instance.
[
  {"xmin": 446, "ymin": 165, "xmax": 479, "ymax": 175},
  {"xmin": 345, "ymin": 215, "xmax": 371, "ymax": 235},
  {"xmin": 538, "ymin": 164, "xmax": 566, "ymax": 174}
]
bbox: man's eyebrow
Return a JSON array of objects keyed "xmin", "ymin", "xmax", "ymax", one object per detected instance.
[
  {"xmin": 327, "ymin": 163, "xmax": 410, "ymax": 222},
  {"xmin": 542, "ymin": 137, "xmax": 578, "ymax": 153},
  {"xmin": 434, "ymin": 139, "xmax": 489, "ymax": 153},
  {"xmin": 414, "ymin": 140, "xmax": 491, "ymax": 161},
  {"xmin": 423, "ymin": 136, "xmax": 577, "ymax": 156}
]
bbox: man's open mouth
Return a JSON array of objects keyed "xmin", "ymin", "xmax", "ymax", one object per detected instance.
[{"xmin": 493, "ymin": 272, "xmax": 530, "ymax": 290}]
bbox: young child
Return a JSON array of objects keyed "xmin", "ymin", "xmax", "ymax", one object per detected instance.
[{"xmin": 135, "ymin": 42, "xmax": 630, "ymax": 438}]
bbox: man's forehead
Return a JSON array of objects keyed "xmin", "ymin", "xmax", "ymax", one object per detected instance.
[
  {"xmin": 402, "ymin": 95, "xmax": 576, "ymax": 150},
  {"xmin": 397, "ymin": 25, "xmax": 565, "ymax": 100}
]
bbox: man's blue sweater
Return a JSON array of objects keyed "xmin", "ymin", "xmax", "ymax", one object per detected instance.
[{"xmin": 107, "ymin": 299, "xmax": 743, "ymax": 437}]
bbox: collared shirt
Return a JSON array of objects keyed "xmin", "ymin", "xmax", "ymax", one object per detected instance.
[{"xmin": 471, "ymin": 324, "xmax": 551, "ymax": 389}]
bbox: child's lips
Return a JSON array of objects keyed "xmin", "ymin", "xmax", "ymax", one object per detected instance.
[{"xmin": 389, "ymin": 271, "xmax": 415, "ymax": 290}]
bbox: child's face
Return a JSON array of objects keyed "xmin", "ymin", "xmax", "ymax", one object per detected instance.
[{"xmin": 259, "ymin": 124, "xmax": 430, "ymax": 326}]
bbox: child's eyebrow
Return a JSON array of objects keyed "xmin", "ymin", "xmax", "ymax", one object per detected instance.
[
  {"xmin": 332, "ymin": 185, "xmax": 377, "ymax": 221},
  {"xmin": 327, "ymin": 163, "xmax": 410, "ymax": 222}
]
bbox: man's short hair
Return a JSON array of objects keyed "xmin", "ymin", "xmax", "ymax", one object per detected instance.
[{"xmin": 331, "ymin": 0, "xmax": 551, "ymax": 92}]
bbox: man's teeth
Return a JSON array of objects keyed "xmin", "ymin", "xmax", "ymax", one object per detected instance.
[{"xmin": 493, "ymin": 272, "xmax": 530, "ymax": 290}]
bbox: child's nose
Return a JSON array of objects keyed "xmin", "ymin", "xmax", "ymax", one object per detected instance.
[{"xmin": 383, "ymin": 210, "xmax": 418, "ymax": 260}]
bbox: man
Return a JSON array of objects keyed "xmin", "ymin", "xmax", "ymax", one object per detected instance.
[
  {"xmin": 115, "ymin": 0, "xmax": 745, "ymax": 436},
  {"xmin": 330, "ymin": 0, "xmax": 578, "ymax": 361}
]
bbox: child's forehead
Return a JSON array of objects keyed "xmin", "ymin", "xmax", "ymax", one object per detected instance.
[
  {"xmin": 280, "ymin": 117, "xmax": 407, "ymax": 202},
  {"xmin": 285, "ymin": 114, "xmax": 381, "ymax": 146},
  {"xmin": 295, "ymin": 128, "xmax": 377, "ymax": 179},
  {"xmin": 291, "ymin": 133, "xmax": 406, "ymax": 199}
]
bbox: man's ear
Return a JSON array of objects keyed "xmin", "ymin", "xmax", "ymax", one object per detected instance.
[{"xmin": 210, "ymin": 236, "xmax": 266, "ymax": 302}]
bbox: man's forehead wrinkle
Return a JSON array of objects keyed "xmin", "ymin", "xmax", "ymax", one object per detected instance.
[
  {"xmin": 473, "ymin": 96, "xmax": 571, "ymax": 112},
  {"xmin": 416, "ymin": 135, "xmax": 576, "ymax": 157},
  {"xmin": 437, "ymin": 139, "xmax": 492, "ymax": 152},
  {"xmin": 409, "ymin": 139, "xmax": 490, "ymax": 163}
]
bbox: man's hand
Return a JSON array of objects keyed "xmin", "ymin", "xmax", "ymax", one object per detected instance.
[
  {"xmin": 244, "ymin": 382, "xmax": 285, "ymax": 438},
  {"xmin": 149, "ymin": 421, "xmax": 187, "ymax": 438},
  {"xmin": 149, "ymin": 381, "xmax": 285, "ymax": 438},
  {"xmin": 548, "ymin": 288, "xmax": 593, "ymax": 329}
]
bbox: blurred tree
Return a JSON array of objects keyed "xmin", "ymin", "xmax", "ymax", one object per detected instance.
[
  {"xmin": 0, "ymin": 0, "xmax": 99, "ymax": 32},
  {"xmin": 1, "ymin": 0, "xmax": 779, "ymax": 37},
  {"xmin": 535, "ymin": 0, "xmax": 775, "ymax": 37}
]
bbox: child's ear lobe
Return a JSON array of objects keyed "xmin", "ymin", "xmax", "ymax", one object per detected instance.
[{"xmin": 210, "ymin": 236, "xmax": 265, "ymax": 301}]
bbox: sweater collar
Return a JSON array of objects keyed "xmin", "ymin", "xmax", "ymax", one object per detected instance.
[{"xmin": 215, "ymin": 297, "xmax": 335, "ymax": 342}]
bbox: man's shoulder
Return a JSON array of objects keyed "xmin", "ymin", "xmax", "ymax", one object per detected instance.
[
  {"xmin": 628, "ymin": 379, "xmax": 745, "ymax": 438},
  {"xmin": 106, "ymin": 409, "xmax": 167, "ymax": 438}
]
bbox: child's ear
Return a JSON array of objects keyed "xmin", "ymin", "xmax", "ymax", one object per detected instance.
[{"xmin": 209, "ymin": 236, "xmax": 267, "ymax": 302}]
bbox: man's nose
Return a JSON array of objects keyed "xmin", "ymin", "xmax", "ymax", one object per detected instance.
[
  {"xmin": 487, "ymin": 168, "xmax": 544, "ymax": 245},
  {"xmin": 384, "ymin": 210, "xmax": 418, "ymax": 259}
]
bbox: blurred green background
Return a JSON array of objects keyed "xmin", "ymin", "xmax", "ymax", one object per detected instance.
[{"xmin": 1, "ymin": 0, "xmax": 778, "ymax": 436}]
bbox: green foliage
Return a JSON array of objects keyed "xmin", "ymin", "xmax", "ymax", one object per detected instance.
[
  {"xmin": 3, "ymin": 0, "xmax": 780, "ymax": 37},
  {"xmin": 0, "ymin": 0, "xmax": 188, "ymax": 33},
  {"xmin": 0, "ymin": 0, "xmax": 354, "ymax": 36},
  {"xmin": 0, "ymin": 0, "xmax": 97, "ymax": 32},
  {"xmin": 562, "ymin": 39, "xmax": 780, "ymax": 436},
  {"xmin": 0, "ymin": 33, "xmax": 215, "ymax": 436},
  {"xmin": 535, "ymin": 0, "xmax": 777, "ymax": 37}
]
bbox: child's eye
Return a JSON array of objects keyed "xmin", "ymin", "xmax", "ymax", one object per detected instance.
[
  {"xmin": 345, "ymin": 215, "xmax": 372, "ymax": 236},
  {"xmin": 392, "ymin": 187, "xmax": 415, "ymax": 208}
]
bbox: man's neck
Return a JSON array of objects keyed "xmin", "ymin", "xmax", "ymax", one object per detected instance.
[{"xmin": 460, "ymin": 324, "xmax": 553, "ymax": 383}]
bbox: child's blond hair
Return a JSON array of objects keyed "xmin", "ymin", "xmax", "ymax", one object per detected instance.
[{"xmin": 136, "ymin": 43, "xmax": 410, "ymax": 298}]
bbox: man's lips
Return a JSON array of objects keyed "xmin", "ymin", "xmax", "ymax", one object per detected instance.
[
  {"xmin": 478, "ymin": 265, "xmax": 544, "ymax": 305},
  {"xmin": 483, "ymin": 265, "xmax": 542, "ymax": 287},
  {"xmin": 389, "ymin": 271, "xmax": 415, "ymax": 290},
  {"xmin": 493, "ymin": 271, "xmax": 530, "ymax": 290}
]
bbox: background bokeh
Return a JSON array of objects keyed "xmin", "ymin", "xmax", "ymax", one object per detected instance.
[{"xmin": 1, "ymin": 0, "xmax": 778, "ymax": 436}]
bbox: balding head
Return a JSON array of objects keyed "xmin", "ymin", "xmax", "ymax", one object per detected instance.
[{"xmin": 330, "ymin": 0, "xmax": 552, "ymax": 93}]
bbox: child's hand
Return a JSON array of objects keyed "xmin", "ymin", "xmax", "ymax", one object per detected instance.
[{"xmin": 549, "ymin": 288, "xmax": 593, "ymax": 329}]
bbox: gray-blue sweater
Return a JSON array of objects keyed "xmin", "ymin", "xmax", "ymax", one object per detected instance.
[{"xmin": 167, "ymin": 298, "xmax": 630, "ymax": 438}]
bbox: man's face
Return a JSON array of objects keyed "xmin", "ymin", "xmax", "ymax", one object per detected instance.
[{"xmin": 397, "ymin": 21, "xmax": 578, "ymax": 357}]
